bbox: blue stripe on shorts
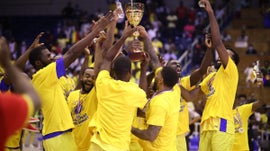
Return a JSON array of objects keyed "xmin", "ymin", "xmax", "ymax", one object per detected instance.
[{"xmin": 219, "ymin": 118, "xmax": 227, "ymax": 132}]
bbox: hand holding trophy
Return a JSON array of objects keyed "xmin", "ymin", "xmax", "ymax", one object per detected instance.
[{"xmin": 125, "ymin": 1, "xmax": 145, "ymax": 62}]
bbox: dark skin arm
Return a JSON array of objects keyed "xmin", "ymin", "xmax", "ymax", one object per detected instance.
[
  {"xmin": 0, "ymin": 37, "xmax": 41, "ymax": 112},
  {"xmin": 94, "ymin": 10, "xmax": 119, "ymax": 76},
  {"xmin": 137, "ymin": 26, "xmax": 161, "ymax": 71},
  {"xmin": 202, "ymin": 0, "xmax": 229, "ymax": 68},
  {"xmin": 93, "ymin": 31, "xmax": 107, "ymax": 78},
  {"xmin": 100, "ymin": 21, "xmax": 136, "ymax": 71},
  {"xmin": 180, "ymin": 85, "xmax": 204, "ymax": 103},
  {"xmin": 136, "ymin": 53, "xmax": 150, "ymax": 117},
  {"xmin": 63, "ymin": 11, "xmax": 114, "ymax": 68},
  {"xmin": 131, "ymin": 125, "xmax": 161, "ymax": 142},
  {"xmin": 15, "ymin": 32, "xmax": 44, "ymax": 70},
  {"xmin": 139, "ymin": 53, "xmax": 150, "ymax": 92},
  {"xmin": 189, "ymin": 34, "xmax": 213, "ymax": 86}
]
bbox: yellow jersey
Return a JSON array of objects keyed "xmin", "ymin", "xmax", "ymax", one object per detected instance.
[
  {"xmin": 32, "ymin": 58, "xmax": 74, "ymax": 135},
  {"xmin": 177, "ymin": 76, "xmax": 194, "ymax": 135},
  {"xmin": 89, "ymin": 70, "xmax": 147, "ymax": 150},
  {"xmin": 232, "ymin": 103, "xmax": 253, "ymax": 151},
  {"xmin": 142, "ymin": 85, "xmax": 180, "ymax": 151},
  {"xmin": 200, "ymin": 58, "xmax": 238, "ymax": 134},
  {"xmin": 67, "ymin": 88, "xmax": 97, "ymax": 151}
]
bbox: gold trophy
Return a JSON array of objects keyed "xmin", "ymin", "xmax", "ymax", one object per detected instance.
[{"xmin": 125, "ymin": 2, "xmax": 145, "ymax": 62}]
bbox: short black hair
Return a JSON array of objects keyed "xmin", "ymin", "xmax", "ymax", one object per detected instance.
[
  {"xmin": 29, "ymin": 45, "xmax": 48, "ymax": 68},
  {"xmin": 83, "ymin": 67, "xmax": 94, "ymax": 74},
  {"xmin": 226, "ymin": 47, "xmax": 240, "ymax": 65},
  {"xmin": 112, "ymin": 56, "xmax": 131, "ymax": 80},
  {"xmin": 161, "ymin": 66, "xmax": 179, "ymax": 88}
]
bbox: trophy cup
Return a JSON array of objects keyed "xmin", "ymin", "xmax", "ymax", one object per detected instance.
[{"xmin": 125, "ymin": 2, "xmax": 145, "ymax": 62}]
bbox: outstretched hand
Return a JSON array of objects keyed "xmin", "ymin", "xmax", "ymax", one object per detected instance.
[
  {"xmin": 0, "ymin": 37, "xmax": 11, "ymax": 67},
  {"xmin": 125, "ymin": 39, "xmax": 143, "ymax": 53},
  {"xmin": 29, "ymin": 32, "xmax": 44, "ymax": 49},
  {"xmin": 200, "ymin": 0, "xmax": 213, "ymax": 13},
  {"xmin": 141, "ymin": 52, "xmax": 151, "ymax": 70},
  {"xmin": 95, "ymin": 11, "xmax": 114, "ymax": 31},
  {"xmin": 137, "ymin": 25, "xmax": 148, "ymax": 39},
  {"xmin": 95, "ymin": 31, "xmax": 107, "ymax": 46},
  {"xmin": 123, "ymin": 21, "xmax": 137, "ymax": 38}
]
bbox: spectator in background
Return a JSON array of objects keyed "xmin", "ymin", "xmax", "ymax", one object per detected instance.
[
  {"xmin": 235, "ymin": 29, "xmax": 249, "ymax": 48},
  {"xmin": 246, "ymin": 44, "xmax": 258, "ymax": 55},
  {"xmin": 221, "ymin": 32, "xmax": 232, "ymax": 42},
  {"xmin": 237, "ymin": 29, "xmax": 249, "ymax": 42},
  {"xmin": 176, "ymin": 1, "xmax": 188, "ymax": 29},
  {"xmin": 184, "ymin": 19, "xmax": 195, "ymax": 39},
  {"xmin": 244, "ymin": 62, "xmax": 255, "ymax": 88},
  {"xmin": 152, "ymin": 37, "xmax": 163, "ymax": 54},
  {"xmin": 163, "ymin": 38, "xmax": 177, "ymax": 62},
  {"xmin": 215, "ymin": 5, "xmax": 225, "ymax": 24},
  {"xmin": 166, "ymin": 10, "xmax": 178, "ymax": 38},
  {"xmin": 147, "ymin": 25, "xmax": 157, "ymax": 41},
  {"xmin": 261, "ymin": 60, "xmax": 270, "ymax": 87}
]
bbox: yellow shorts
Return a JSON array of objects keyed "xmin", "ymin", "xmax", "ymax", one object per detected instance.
[
  {"xmin": 129, "ymin": 141, "xmax": 143, "ymax": 151},
  {"xmin": 199, "ymin": 131, "xmax": 234, "ymax": 151},
  {"xmin": 89, "ymin": 142, "xmax": 105, "ymax": 151},
  {"xmin": 43, "ymin": 131, "xmax": 77, "ymax": 151},
  {"xmin": 5, "ymin": 130, "xmax": 22, "ymax": 151},
  {"xmin": 176, "ymin": 134, "xmax": 187, "ymax": 151}
]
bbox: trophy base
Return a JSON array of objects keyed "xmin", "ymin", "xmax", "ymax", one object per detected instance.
[{"xmin": 128, "ymin": 51, "xmax": 145, "ymax": 62}]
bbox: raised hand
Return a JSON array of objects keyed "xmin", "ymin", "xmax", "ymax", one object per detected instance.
[
  {"xmin": 125, "ymin": 39, "xmax": 143, "ymax": 53},
  {"xmin": 158, "ymin": 54, "xmax": 166, "ymax": 67},
  {"xmin": 29, "ymin": 32, "xmax": 44, "ymax": 50},
  {"xmin": 200, "ymin": 0, "xmax": 213, "ymax": 13},
  {"xmin": 84, "ymin": 46, "xmax": 91, "ymax": 56},
  {"xmin": 95, "ymin": 11, "xmax": 114, "ymax": 31},
  {"xmin": 95, "ymin": 31, "xmax": 107, "ymax": 47},
  {"xmin": 141, "ymin": 52, "xmax": 151, "ymax": 70},
  {"xmin": 137, "ymin": 25, "xmax": 148, "ymax": 39},
  {"xmin": 113, "ymin": 8, "xmax": 121, "ymax": 22},
  {"xmin": 123, "ymin": 21, "xmax": 137, "ymax": 38}
]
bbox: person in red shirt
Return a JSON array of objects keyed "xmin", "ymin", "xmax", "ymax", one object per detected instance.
[{"xmin": 0, "ymin": 37, "xmax": 41, "ymax": 151}]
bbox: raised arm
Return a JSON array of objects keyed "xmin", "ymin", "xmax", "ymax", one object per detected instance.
[
  {"xmin": 63, "ymin": 11, "xmax": 114, "ymax": 68},
  {"xmin": 139, "ymin": 53, "xmax": 150, "ymax": 92},
  {"xmin": 0, "ymin": 37, "xmax": 41, "ymax": 112},
  {"xmin": 93, "ymin": 31, "xmax": 107, "ymax": 77},
  {"xmin": 102, "ymin": 9, "xmax": 119, "ymax": 51},
  {"xmin": 201, "ymin": 0, "xmax": 229, "ymax": 68},
  {"xmin": 94, "ymin": 10, "xmax": 119, "ymax": 76},
  {"xmin": 180, "ymin": 85, "xmax": 203, "ymax": 103},
  {"xmin": 16, "ymin": 32, "xmax": 44, "ymax": 70},
  {"xmin": 137, "ymin": 26, "xmax": 161, "ymax": 71},
  {"xmin": 100, "ymin": 21, "xmax": 136, "ymax": 71},
  {"xmin": 189, "ymin": 33, "xmax": 213, "ymax": 86}
]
